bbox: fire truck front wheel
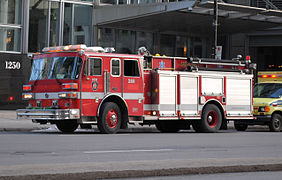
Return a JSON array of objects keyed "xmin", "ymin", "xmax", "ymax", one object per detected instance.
[
  {"xmin": 55, "ymin": 120, "xmax": 78, "ymax": 133},
  {"xmin": 200, "ymin": 104, "xmax": 222, "ymax": 133},
  {"xmin": 98, "ymin": 102, "xmax": 121, "ymax": 134}
]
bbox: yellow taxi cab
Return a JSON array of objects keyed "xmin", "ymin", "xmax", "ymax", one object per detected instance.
[{"xmin": 234, "ymin": 71, "xmax": 282, "ymax": 132}]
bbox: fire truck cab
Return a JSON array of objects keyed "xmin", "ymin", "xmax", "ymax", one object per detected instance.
[{"xmin": 17, "ymin": 45, "xmax": 256, "ymax": 133}]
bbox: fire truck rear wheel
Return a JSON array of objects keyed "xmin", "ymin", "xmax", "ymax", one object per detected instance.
[
  {"xmin": 56, "ymin": 120, "xmax": 78, "ymax": 133},
  {"xmin": 269, "ymin": 114, "xmax": 282, "ymax": 132},
  {"xmin": 98, "ymin": 102, "xmax": 121, "ymax": 134},
  {"xmin": 200, "ymin": 104, "xmax": 222, "ymax": 133}
]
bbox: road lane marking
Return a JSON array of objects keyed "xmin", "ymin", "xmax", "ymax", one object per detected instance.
[{"xmin": 83, "ymin": 149, "xmax": 174, "ymax": 154}]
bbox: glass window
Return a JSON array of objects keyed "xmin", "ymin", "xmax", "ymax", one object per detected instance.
[
  {"xmin": 50, "ymin": 57, "xmax": 76, "ymax": 79},
  {"xmin": 29, "ymin": 0, "xmax": 48, "ymax": 52},
  {"xmin": 50, "ymin": 2, "xmax": 60, "ymax": 46},
  {"xmin": 118, "ymin": 0, "xmax": 127, "ymax": 4},
  {"xmin": 98, "ymin": 28, "xmax": 115, "ymax": 48},
  {"xmin": 73, "ymin": 4, "xmax": 92, "ymax": 45},
  {"xmin": 87, "ymin": 58, "xmax": 102, "ymax": 76},
  {"xmin": 254, "ymin": 83, "xmax": 282, "ymax": 98},
  {"xmin": 0, "ymin": 0, "xmax": 22, "ymax": 24},
  {"xmin": 160, "ymin": 34, "xmax": 175, "ymax": 56},
  {"xmin": 136, "ymin": 32, "xmax": 153, "ymax": 55},
  {"xmin": 111, "ymin": 59, "xmax": 120, "ymax": 76},
  {"xmin": 0, "ymin": 27, "xmax": 21, "ymax": 52},
  {"xmin": 63, "ymin": 3, "xmax": 73, "ymax": 45},
  {"xmin": 138, "ymin": 0, "xmax": 157, "ymax": 3},
  {"xmin": 116, "ymin": 30, "xmax": 135, "ymax": 54},
  {"xmin": 30, "ymin": 58, "xmax": 52, "ymax": 81},
  {"xmin": 124, "ymin": 60, "xmax": 140, "ymax": 77},
  {"xmin": 100, "ymin": 0, "xmax": 116, "ymax": 4},
  {"xmin": 30, "ymin": 56, "xmax": 78, "ymax": 80}
]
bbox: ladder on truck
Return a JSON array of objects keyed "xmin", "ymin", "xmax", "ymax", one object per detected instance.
[{"xmin": 187, "ymin": 56, "xmax": 256, "ymax": 74}]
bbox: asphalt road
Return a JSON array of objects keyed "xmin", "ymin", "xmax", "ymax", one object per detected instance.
[{"xmin": 1, "ymin": 128, "xmax": 282, "ymax": 179}]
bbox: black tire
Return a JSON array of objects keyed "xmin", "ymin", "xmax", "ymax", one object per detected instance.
[
  {"xmin": 269, "ymin": 114, "xmax": 282, "ymax": 132},
  {"xmin": 98, "ymin": 102, "xmax": 121, "ymax": 134},
  {"xmin": 199, "ymin": 104, "xmax": 222, "ymax": 133},
  {"xmin": 155, "ymin": 121, "xmax": 181, "ymax": 133},
  {"xmin": 56, "ymin": 120, "xmax": 78, "ymax": 133},
  {"xmin": 234, "ymin": 123, "xmax": 248, "ymax": 131}
]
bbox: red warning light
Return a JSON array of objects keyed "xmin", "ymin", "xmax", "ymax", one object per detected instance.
[
  {"xmin": 9, "ymin": 96, "xmax": 14, "ymax": 101},
  {"xmin": 246, "ymin": 55, "xmax": 251, "ymax": 61},
  {"xmin": 261, "ymin": 75, "xmax": 269, "ymax": 78},
  {"xmin": 270, "ymin": 74, "xmax": 277, "ymax": 78}
]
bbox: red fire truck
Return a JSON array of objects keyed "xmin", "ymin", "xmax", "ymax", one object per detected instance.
[{"xmin": 17, "ymin": 45, "xmax": 256, "ymax": 133}]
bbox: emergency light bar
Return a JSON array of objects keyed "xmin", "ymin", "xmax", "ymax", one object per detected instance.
[
  {"xmin": 259, "ymin": 74, "xmax": 281, "ymax": 78},
  {"xmin": 42, "ymin": 44, "xmax": 87, "ymax": 53},
  {"xmin": 42, "ymin": 45, "xmax": 114, "ymax": 53}
]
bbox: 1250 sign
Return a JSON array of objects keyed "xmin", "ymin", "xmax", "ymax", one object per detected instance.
[{"xmin": 5, "ymin": 61, "xmax": 21, "ymax": 70}]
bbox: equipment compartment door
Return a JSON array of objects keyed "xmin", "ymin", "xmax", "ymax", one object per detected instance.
[
  {"xmin": 226, "ymin": 78, "xmax": 252, "ymax": 116},
  {"xmin": 159, "ymin": 74, "xmax": 177, "ymax": 116},
  {"xmin": 180, "ymin": 75, "xmax": 198, "ymax": 116}
]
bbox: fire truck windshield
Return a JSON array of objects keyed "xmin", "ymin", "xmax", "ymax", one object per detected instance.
[
  {"xmin": 30, "ymin": 56, "xmax": 81, "ymax": 81},
  {"xmin": 254, "ymin": 83, "xmax": 282, "ymax": 98}
]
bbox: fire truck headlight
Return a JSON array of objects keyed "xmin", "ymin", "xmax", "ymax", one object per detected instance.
[
  {"xmin": 58, "ymin": 92, "xmax": 78, "ymax": 99},
  {"xmin": 70, "ymin": 109, "xmax": 79, "ymax": 115},
  {"xmin": 22, "ymin": 93, "xmax": 34, "ymax": 100},
  {"xmin": 58, "ymin": 93, "xmax": 67, "ymax": 98}
]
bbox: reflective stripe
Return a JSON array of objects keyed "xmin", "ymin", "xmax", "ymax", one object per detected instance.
[
  {"xmin": 33, "ymin": 92, "xmax": 143, "ymax": 100},
  {"xmin": 160, "ymin": 104, "xmax": 176, "ymax": 111},
  {"xmin": 35, "ymin": 93, "xmax": 59, "ymax": 99},
  {"xmin": 177, "ymin": 104, "xmax": 198, "ymax": 111},
  {"xmin": 123, "ymin": 93, "xmax": 143, "ymax": 100},
  {"xmin": 81, "ymin": 92, "xmax": 104, "ymax": 99},
  {"xmin": 226, "ymin": 105, "xmax": 251, "ymax": 111},
  {"xmin": 144, "ymin": 104, "xmax": 160, "ymax": 111}
]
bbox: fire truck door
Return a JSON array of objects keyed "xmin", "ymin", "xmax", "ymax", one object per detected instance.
[
  {"xmin": 110, "ymin": 58, "xmax": 122, "ymax": 94},
  {"xmin": 123, "ymin": 59, "xmax": 143, "ymax": 116},
  {"xmin": 81, "ymin": 57, "xmax": 104, "ymax": 116}
]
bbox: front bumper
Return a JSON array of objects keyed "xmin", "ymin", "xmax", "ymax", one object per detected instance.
[
  {"xmin": 16, "ymin": 109, "xmax": 80, "ymax": 120},
  {"xmin": 235, "ymin": 115, "xmax": 271, "ymax": 125}
]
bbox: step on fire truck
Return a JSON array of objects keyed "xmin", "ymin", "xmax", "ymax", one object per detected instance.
[{"xmin": 17, "ymin": 45, "xmax": 256, "ymax": 133}]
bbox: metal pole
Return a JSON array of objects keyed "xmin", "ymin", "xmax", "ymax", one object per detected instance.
[{"xmin": 213, "ymin": 0, "xmax": 218, "ymax": 59}]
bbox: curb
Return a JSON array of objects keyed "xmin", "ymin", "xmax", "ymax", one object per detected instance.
[{"xmin": 1, "ymin": 163, "xmax": 282, "ymax": 180}]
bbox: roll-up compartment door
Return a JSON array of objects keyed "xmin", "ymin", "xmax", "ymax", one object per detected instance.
[
  {"xmin": 159, "ymin": 74, "xmax": 177, "ymax": 116},
  {"xmin": 226, "ymin": 78, "xmax": 252, "ymax": 116}
]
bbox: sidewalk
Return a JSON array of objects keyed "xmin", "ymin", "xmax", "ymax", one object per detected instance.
[{"xmin": 0, "ymin": 110, "xmax": 48, "ymax": 132}]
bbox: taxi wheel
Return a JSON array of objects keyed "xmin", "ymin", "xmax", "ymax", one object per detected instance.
[
  {"xmin": 56, "ymin": 120, "xmax": 78, "ymax": 133},
  {"xmin": 269, "ymin": 114, "xmax": 282, "ymax": 132}
]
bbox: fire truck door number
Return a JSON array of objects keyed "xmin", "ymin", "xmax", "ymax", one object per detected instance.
[{"xmin": 128, "ymin": 79, "xmax": 135, "ymax": 84}]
